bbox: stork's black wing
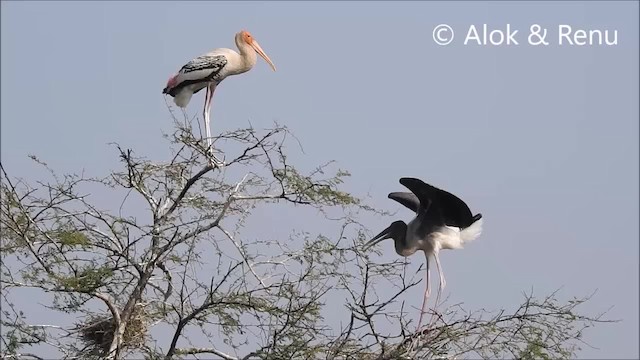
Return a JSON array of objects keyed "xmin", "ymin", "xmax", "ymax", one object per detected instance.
[
  {"xmin": 388, "ymin": 192, "xmax": 420, "ymax": 213},
  {"xmin": 179, "ymin": 55, "xmax": 228, "ymax": 75},
  {"xmin": 164, "ymin": 55, "xmax": 229, "ymax": 96},
  {"xmin": 399, "ymin": 177, "xmax": 475, "ymax": 228}
]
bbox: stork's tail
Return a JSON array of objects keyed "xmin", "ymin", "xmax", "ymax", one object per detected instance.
[
  {"xmin": 163, "ymin": 74, "xmax": 179, "ymax": 95},
  {"xmin": 172, "ymin": 89, "xmax": 193, "ymax": 108},
  {"xmin": 460, "ymin": 214, "xmax": 483, "ymax": 244},
  {"xmin": 162, "ymin": 74, "xmax": 195, "ymax": 108},
  {"xmin": 162, "ymin": 87, "xmax": 193, "ymax": 108},
  {"xmin": 162, "ymin": 74, "xmax": 191, "ymax": 108}
]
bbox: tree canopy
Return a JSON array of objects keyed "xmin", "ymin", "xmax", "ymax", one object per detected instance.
[{"xmin": 1, "ymin": 116, "xmax": 612, "ymax": 359}]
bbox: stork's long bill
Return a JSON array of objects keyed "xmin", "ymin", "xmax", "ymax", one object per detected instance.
[
  {"xmin": 365, "ymin": 227, "xmax": 393, "ymax": 249},
  {"xmin": 364, "ymin": 221, "xmax": 405, "ymax": 250},
  {"xmin": 250, "ymin": 39, "xmax": 276, "ymax": 72}
]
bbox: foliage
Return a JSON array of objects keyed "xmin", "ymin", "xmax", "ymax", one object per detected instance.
[{"xmin": 0, "ymin": 116, "xmax": 613, "ymax": 360}]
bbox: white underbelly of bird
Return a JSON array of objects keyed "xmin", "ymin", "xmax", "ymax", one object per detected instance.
[
  {"xmin": 431, "ymin": 221, "xmax": 484, "ymax": 250},
  {"xmin": 399, "ymin": 226, "xmax": 465, "ymax": 257},
  {"xmin": 172, "ymin": 82, "xmax": 210, "ymax": 108}
]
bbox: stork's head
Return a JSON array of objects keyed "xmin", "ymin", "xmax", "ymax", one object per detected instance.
[
  {"xmin": 236, "ymin": 30, "xmax": 276, "ymax": 72},
  {"xmin": 364, "ymin": 220, "xmax": 407, "ymax": 251}
]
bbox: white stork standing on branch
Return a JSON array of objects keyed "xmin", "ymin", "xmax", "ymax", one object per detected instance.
[{"xmin": 163, "ymin": 30, "xmax": 276, "ymax": 163}]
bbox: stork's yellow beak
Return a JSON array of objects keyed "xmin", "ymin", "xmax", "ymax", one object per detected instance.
[{"xmin": 251, "ymin": 40, "xmax": 276, "ymax": 72}]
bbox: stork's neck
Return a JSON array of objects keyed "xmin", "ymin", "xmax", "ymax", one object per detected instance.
[
  {"xmin": 392, "ymin": 223, "xmax": 411, "ymax": 256},
  {"xmin": 234, "ymin": 39, "xmax": 257, "ymax": 75}
]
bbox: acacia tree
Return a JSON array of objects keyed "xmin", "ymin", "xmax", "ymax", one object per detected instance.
[{"xmin": 1, "ymin": 114, "xmax": 612, "ymax": 360}]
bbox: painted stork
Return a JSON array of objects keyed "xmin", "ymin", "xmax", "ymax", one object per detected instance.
[
  {"xmin": 364, "ymin": 177, "xmax": 483, "ymax": 329},
  {"xmin": 162, "ymin": 30, "xmax": 276, "ymax": 162}
]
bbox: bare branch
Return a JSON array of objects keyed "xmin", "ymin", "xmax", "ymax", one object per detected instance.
[{"xmin": 174, "ymin": 347, "xmax": 238, "ymax": 360}]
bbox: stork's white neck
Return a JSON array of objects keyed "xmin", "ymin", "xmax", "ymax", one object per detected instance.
[{"xmin": 231, "ymin": 37, "xmax": 256, "ymax": 75}]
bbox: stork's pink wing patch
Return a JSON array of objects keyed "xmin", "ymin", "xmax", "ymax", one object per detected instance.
[{"xmin": 165, "ymin": 74, "xmax": 178, "ymax": 89}]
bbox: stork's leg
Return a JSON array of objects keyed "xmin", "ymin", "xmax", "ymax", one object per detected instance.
[
  {"xmin": 417, "ymin": 253, "xmax": 431, "ymax": 330},
  {"xmin": 429, "ymin": 251, "xmax": 446, "ymax": 326},
  {"xmin": 203, "ymin": 84, "xmax": 214, "ymax": 148},
  {"xmin": 202, "ymin": 83, "xmax": 223, "ymax": 166}
]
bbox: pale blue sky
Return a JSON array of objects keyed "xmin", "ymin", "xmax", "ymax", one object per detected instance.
[{"xmin": 1, "ymin": 1, "xmax": 638, "ymax": 358}]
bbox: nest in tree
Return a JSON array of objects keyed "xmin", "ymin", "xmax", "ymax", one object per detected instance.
[{"xmin": 77, "ymin": 304, "xmax": 148, "ymax": 356}]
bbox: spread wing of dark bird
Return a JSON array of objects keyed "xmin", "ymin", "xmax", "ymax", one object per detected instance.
[
  {"xmin": 388, "ymin": 192, "xmax": 421, "ymax": 213},
  {"xmin": 399, "ymin": 177, "xmax": 478, "ymax": 228}
]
